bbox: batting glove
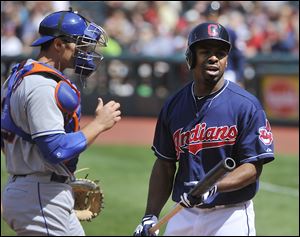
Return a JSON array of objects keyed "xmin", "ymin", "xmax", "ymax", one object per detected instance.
[
  {"xmin": 180, "ymin": 184, "xmax": 218, "ymax": 208},
  {"xmin": 133, "ymin": 214, "xmax": 159, "ymax": 236}
]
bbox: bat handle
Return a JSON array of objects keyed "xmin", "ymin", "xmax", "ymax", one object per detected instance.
[
  {"xmin": 149, "ymin": 203, "xmax": 183, "ymax": 234},
  {"xmin": 149, "ymin": 157, "xmax": 236, "ymax": 234}
]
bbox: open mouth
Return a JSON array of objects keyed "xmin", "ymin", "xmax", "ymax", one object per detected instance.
[{"xmin": 204, "ymin": 65, "xmax": 220, "ymax": 76}]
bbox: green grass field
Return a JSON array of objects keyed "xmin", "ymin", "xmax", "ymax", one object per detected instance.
[{"xmin": 1, "ymin": 145, "xmax": 299, "ymax": 236}]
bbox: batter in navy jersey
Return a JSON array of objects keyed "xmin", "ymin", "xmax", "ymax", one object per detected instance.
[{"xmin": 133, "ymin": 22, "xmax": 274, "ymax": 236}]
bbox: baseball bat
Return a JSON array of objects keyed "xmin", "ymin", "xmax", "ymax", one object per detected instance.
[{"xmin": 149, "ymin": 157, "xmax": 236, "ymax": 234}]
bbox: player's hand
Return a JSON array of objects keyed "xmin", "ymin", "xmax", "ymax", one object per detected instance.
[
  {"xmin": 94, "ymin": 98, "xmax": 121, "ymax": 132},
  {"xmin": 133, "ymin": 214, "xmax": 159, "ymax": 236},
  {"xmin": 180, "ymin": 184, "xmax": 218, "ymax": 208}
]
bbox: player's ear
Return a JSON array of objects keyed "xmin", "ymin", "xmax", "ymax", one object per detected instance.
[{"xmin": 53, "ymin": 38, "xmax": 65, "ymax": 52}]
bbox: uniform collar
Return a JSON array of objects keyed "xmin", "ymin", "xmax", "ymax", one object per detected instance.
[{"xmin": 191, "ymin": 80, "xmax": 229, "ymax": 101}]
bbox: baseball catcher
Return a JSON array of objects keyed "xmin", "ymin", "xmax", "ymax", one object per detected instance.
[
  {"xmin": 69, "ymin": 177, "xmax": 104, "ymax": 221},
  {"xmin": 1, "ymin": 8, "xmax": 121, "ymax": 235}
]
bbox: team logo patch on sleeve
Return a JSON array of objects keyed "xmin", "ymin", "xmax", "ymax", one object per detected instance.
[{"xmin": 258, "ymin": 119, "xmax": 273, "ymax": 145}]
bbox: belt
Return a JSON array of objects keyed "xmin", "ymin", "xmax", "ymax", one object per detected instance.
[
  {"xmin": 197, "ymin": 202, "xmax": 246, "ymax": 210},
  {"xmin": 50, "ymin": 173, "xmax": 69, "ymax": 183},
  {"xmin": 12, "ymin": 173, "xmax": 69, "ymax": 183},
  {"xmin": 197, "ymin": 204, "xmax": 228, "ymax": 210}
]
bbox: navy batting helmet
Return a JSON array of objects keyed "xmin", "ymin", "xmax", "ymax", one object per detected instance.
[{"xmin": 185, "ymin": 22, "xmax": 231, "ymax": 70}]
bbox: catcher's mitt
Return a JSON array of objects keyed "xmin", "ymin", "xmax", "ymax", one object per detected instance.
[{"xmin": 69, "ymin": 178, "xmax": 104, "ymax": 221}]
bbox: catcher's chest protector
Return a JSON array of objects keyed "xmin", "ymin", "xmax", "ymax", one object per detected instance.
[{"xmin": 1, "ymin": 61, "xmax": 81, "ymax": 143}]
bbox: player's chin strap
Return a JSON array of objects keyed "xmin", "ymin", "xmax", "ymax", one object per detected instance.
[{"xmin": 74, "ymin": 22, "xmax": 108, "ymax": 87}]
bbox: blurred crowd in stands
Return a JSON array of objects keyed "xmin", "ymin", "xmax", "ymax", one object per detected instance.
[
  {"xmin": 1, "ymin": 1, "xmax": 299, "ymax": 58},
  {"xmin": 1, "ymin": 1, "xmax": 299, "ymax": 104}
]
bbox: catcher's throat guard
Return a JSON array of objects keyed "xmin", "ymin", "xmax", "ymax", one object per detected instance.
[
  {"xmin": 69, "ymin": 178, "xmax": 104, "ymax": 221},
  {"xmin": 73, "ymin": 22, "xmax": 107, "ymax": 81}
]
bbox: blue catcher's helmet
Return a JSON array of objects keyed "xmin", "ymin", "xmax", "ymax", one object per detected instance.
[
  {"xmin": 31, "ymin": 11, "xmax": 88, "ymax": 46},
  {"xmin": 31, "ymin": 9, "xmax": 108, "ymax": 85},
  {"xmin": 185, "ymin": 22, "xmax": 231, "ymax": 70}
]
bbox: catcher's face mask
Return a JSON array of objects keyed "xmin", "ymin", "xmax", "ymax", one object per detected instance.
[{"xmin": 68, "ymin": 22, "xmax": 108, "ymax": 87}]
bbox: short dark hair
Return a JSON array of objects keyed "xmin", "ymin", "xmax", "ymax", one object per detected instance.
[
  {"xmin": 40, "ymin": 37, "xmax": 73, "ymax": 51},
  {"xmin": 40, "ymin": 39, "xmax": 55, "ymax": 51}
]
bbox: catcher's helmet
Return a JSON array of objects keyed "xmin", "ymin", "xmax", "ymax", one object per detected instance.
[
  {"xmin": 31, "ymin": 9, "xmax": 108, "ymax": 86},
  {"xmin": 31, "ymin": 10, "xmax": 89, "ymax": 46},
  {"xmin": 185, "ymin": 22, "xmax": 231, "ymax": 70}
]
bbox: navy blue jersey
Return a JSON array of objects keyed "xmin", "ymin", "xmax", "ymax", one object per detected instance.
[{"xmin": 152, "ymin": 80, "xmax": 274, "ymax": 207}]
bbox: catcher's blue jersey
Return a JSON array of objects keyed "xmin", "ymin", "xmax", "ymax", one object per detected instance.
[{"xmin": 152, "ymin": 80, "xmax": 274, "ymax": 207}]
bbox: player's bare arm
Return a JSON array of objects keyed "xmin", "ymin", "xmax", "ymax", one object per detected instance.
[
  {"xmin": 145, "ymin": 159, "xmax": 176, "ymax": 217},
  {"xmin": 216, "ymin": 161, "xmax": 263, "ymax": 193}
]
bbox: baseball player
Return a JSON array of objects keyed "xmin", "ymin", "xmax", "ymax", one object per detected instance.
[
  {"xmin": 1, "ymin": 9, "xmax": 121, "ymax": 235},
  {"xmin": 133, "ymin": 22, "xmax": 274, "ymax": 236}
]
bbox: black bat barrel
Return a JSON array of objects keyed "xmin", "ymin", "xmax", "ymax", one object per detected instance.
[{"xmin": 189, "ymin": 157, "xmax": 236, "ymax": 198}]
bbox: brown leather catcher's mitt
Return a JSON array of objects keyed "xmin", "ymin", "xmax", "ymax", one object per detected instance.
[{"xmin": 69, "ymin": 178, "xmax": 104, "ymax": 221}]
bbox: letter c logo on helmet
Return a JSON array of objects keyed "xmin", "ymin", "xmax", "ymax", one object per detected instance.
[
  {"xmin": 207, "ymin": 24, "xmax": 219, "ymax": 37},
  {"xmin": 31, "ymin": 9, "xmax": 108, "ymax": 86},
  {"xmin": 185, "ymin": 22, "xmax": 231, "ymax": 70}
]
